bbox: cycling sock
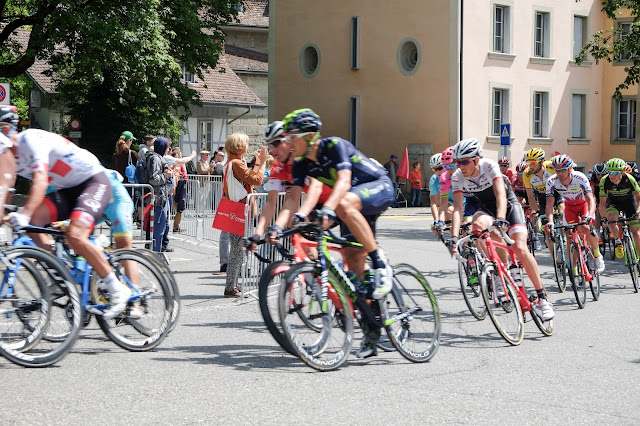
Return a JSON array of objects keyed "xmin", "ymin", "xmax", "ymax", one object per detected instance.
[
  {"xmin": 369, "ymin": 250, "xmax": 386, "ymax": 269},
  {"xmin": 593, "ymin": 247, "xmax": 601, "ymax": 258},
  {"xmin": 573, "ymin": 266, "xmax": 579, "ymax": 276},
  {"xmin": 536, "ymin": 289, "xmax": 546, "ymax": 300},
  {"xmin": 615, "ymin": 239, "xmax": 622, "ymax": 245},
  {"xmin": 101, "ymin": 271, "xmax": 121, "ymax": 293}
]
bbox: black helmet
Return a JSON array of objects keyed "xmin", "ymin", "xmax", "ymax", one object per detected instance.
[
  {"xmin": 283, "ymin": 108, "xmax": 322, "ymax": 133},
  {"xmin": 0, "ymin": 105, "xmax": 19, "ymax": 135}
]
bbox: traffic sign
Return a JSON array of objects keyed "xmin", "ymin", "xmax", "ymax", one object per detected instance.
[
  {"xmin": 69, "ymin": 131, "xmax": 82, "ymax": 139},
  {"xmin": 0, "ymin": 83, "xmax": 9, "ymax": 105},
  {"xmin": 500, "ymin": 124, "xmax": 511, "ymax": 146},
  {"xmin": 69, "ymin": 118, "xmax": 82, "ymax": 131}
]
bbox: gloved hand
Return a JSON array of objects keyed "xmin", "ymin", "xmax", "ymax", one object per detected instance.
[
  {"xmin": 292, "ymin": 212, "xmax": 308, "ymax": 225},
  {"xmin": 494, "ymin": 218, "xmax": 509, "ymax": 230},
  {"xmin": 546, "ymin": 222, "xmax": 554, "ymax": 233},
  {"xmin": 7, "ymin": 212, "xmax": 30, "ymax": 231},
  {"xmin": 320, "ymin": 207, "xmax": 337, "ymax": 229},
  {"xmin": 243, "ymin": 233, "xmax": 261, "ymax": 251},
  {"xmin": 585, "ymin": 215, "xmax": 595, "ymax": 226},
  {"xmin": 433, "ymin": 220, "xmax": 444, "ymax": 232},
  {"xmin": 266, "ymin": 225, "xmax": 283, "ymax": 243}
]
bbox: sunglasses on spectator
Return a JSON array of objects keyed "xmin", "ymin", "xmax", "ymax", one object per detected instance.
[
  {"xmin": 433, "ymin": 166, "xmax": 444, "ymax": 171},
  {"xmin": 456, "ymin": 159, "xmax": 474, "ymax": 166},
  {"xmin": 609, "ymin": 171, "xmax": 622, "ymax": 176},
  {"xmin": 268, "ymin": 138, "xmax": 284, "ymax": 149}
]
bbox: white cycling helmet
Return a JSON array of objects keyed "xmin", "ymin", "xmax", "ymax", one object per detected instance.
[
  {"xmin": 429, "ymin": 153, "xmax": 443, "ymax": 169},
  {"xmin": 264, "ymin": 121, "xmax": 284, "ymax": 141},
  {"xmin": 453, "ymin": 138, "xmax": 482, "ymax": 160}
]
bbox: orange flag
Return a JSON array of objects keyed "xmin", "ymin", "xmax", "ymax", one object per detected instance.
[{"xmin": 397, "ymin": 147, "xmax": 409, "ymax": 180}]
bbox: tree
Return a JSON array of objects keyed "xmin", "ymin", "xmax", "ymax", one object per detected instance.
[
  {"xmin": 577, "ymin": 1, "xmax": 640, "ymax": 98},
  {"xmin": 1, "ymin": 0, "xmax": 243, "ymax": 162}
]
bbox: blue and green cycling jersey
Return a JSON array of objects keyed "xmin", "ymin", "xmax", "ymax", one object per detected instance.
[
  {"xmin": 428, "ymin": 174, "xmax": 454, "ymax": 205},
  {"xmin": 292, "ymin": 137, "xmax": 388, "ymax": 189}
]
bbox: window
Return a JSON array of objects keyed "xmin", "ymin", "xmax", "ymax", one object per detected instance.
[
  {"xmin": 492, "ymin": 88, "xmax": 509, "ymax": 136},
  {"xmin": 493, "ymin": 5, "xmax": 510, "ymax": 53},
  {"xmin": 351, "ymin": 17, "xmax": 360, "ymax": 70},
  {"xmin": 533, "ymin": 91, "xmax": 549, "ymax": 137},
  {"xmin": 616, "ymin": 22, "xmax": 633, "ymax": 62},
  {"xmin": 200, "ymin": 121, "xmax": 213, "ymax": 151},
  {"xmin": 396, "ymin": 38, "xmax": 421, "ymax": 76},
  {"xmin": 300, "ymin": 43, "xmax": 320, "ymax": 78},
  {"xmin": 617, "ymin": 99, "xmax": 636, "ymax": 140},
  {"xmin": 182, "ymin": 67, "xmax": 196, "ymax": 84},
  {"xmin": 571, "ymin": 94, "xmax": 587, "ymax": 139},
  {"xmin": 349, "ymin": 96, "xmax": 360, "ymax": 148},
  {"xmin": 573, "ymin": 16, "xmax": 588, "ymax": 59},
  {"xmin": 534, "ymin": 11, "xmax": 550, "ymax": 58}
]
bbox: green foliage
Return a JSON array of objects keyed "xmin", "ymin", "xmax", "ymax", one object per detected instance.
[
  {"xmin": 0, "ymin": 75, "xmax": 32, "ymax": 120},
  {"xmin": 576, "ymin": 1, "xmax": 640, "ymax": 99},
  {"xmin": 0, "ymin": 0, "xmax": 245, "ymax": 162}
]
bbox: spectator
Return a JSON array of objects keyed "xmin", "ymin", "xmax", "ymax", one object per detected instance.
[
  {"xmin": 409, "ymin": 161, "xmax": 423, "ymax": 207},
  {"xmin": 222, "ymin": 133, "xmax": 266, "ymax": 297},
  {"xmin": 256, "ymin": 154, "xmax": 276, "ymax": 193},
  {"xmin": 171, "ymin": 147, "xmax": 188, "ymax": 233},
  {"xmin": 138, "ymin": 134, "xmax": 155, "ymax": 157},
  {"xmin": 384, "ymin": 154, "xmax": 399, "ymax": 207},
  {"xmin": 146, "ymin": 137, "xmax": 172, "ymax": 252},
  {"xmin": 112, "ymin": 135, "xmax": 140, "ymax": 184},
  {"xmin": 196, "ymin": 150, "xmax": 213, "ymax": 216},
  {"xmin": 211, "ymin": 150, "xmax": 225, "ymax": 175}
]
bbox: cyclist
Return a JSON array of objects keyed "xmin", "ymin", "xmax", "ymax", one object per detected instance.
[
  {"xmin": 436, "ymin": 147, "xmax": 460, "ymax": 236},
  {"xmin": 450, "ymin": 138, "xmax": 554, "ymax": 321},
  {"xmin": 545, "ymin": 155, "xmax": 605, "ymax": 274},
  {"xmin": 522, "ymin": 147, "xmax": 564, "ymax": 255},
  {"xmin": 599, "ymin": 158, "xmax": 640, "ymax": 259},
  {"xmin": 277, "ymin": 108, "xmax": 395, "ymax": 358},
  {"xmin": 0, "ymin": 105, "xmax": 131, "ymax": 319},
  {"xmin": 429, "ymin": 153, "xmax": 445, "ymax": 234},
  {"xmin": 513, "ymin": 161, "xmax": 528, "ymax": 205},
  {"xmin": 626, "ymin": 161, "xmax": 640, "ymax": 182},
  {"xmin": 589, "ymin": 163, "xmax": 607, "ymax": 239},
  {"xmin": 498, "ymin": 156, "xmax": 516, "ymax": 185}
]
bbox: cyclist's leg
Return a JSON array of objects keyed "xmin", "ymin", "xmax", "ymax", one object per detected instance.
[
  {"xmin": 605, "ymin": 199, "xmax": 622, "ymax": 241},
  {"xmin": 506, "ymin": 204, "xmax": 545, "ymax": 291}
]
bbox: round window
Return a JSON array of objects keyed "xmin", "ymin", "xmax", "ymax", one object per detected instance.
[
  {"xmin": 299, "ymin": 43, "xmax": 320, "ymax": 78},
  {"xmin": 397, "ymin": 38, "xmax": 421, "ymax": 76}
]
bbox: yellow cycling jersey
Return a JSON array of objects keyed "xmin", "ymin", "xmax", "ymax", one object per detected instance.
[{"xmin": 522, "ymin": 160, "xmax": 555, "ymax": 194}]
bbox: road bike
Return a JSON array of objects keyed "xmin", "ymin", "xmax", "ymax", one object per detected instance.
[
  {"xmin": 278, "ymin": 222, "xmax": 440, "ymax": 371},
  {"xmin": 457, "ymin": 224, "xmax": 554, "ymax": 345},
  {"xmin": 524, "ymin": 207, "xmax": 537, "ymax": 257},
  {"xmin": 452, "ymin": 222, "xmax": 487, "ymax": 320},
  {"xmin": 550, "ymin": 216, "xmax": 569, "ymax": 293},
  {"xmin": 605, "ymin": 214, "xmax": 640, "ymax": 293},
  {"xmin": 554, "ymin": 221, "xmax": 600, "ymax": 307}
]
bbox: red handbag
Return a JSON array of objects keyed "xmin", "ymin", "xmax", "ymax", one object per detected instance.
[{"xmin": 212, "ymin": 163, "xmax": 247, "ymax": 236}]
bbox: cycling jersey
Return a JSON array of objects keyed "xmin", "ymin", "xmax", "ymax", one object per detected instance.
[
  {"xmin": 599, "ymin": 173, "xmax": 640, "ymax": 202},
  {"xmin": 523, "ymin": 161, "xmax": 555, "ymax": 194},
  {"xmin": 101, "ymin": 169, "xmax": 134, "ymax": 238},
  {"xmin": 503, "ymin": 169, "xmax": 516, "ymax": 185},
  {"xmin": 438, "ymin": 170, "xmax": 455, "ymax": 205},
  {"xmin": 513, "ymin": 177, "xmax": 525, "ymax": 193},
  {"xmin": 265, "ymin": 160, "xmax": 331, "ymax": 204},
  {"xmin": 0, "ymin": 133, "xmax": 12, "ymax": 154},
  {"xmin": 429, "ymin": 174, "xmax": 440, "ymax": 196},
  {"xmin": 545, "ymin": 171, "xmax": 591, "ymax": 205},
  {"xmin": 15, "ymin": 129, "xmax": 103, "ymax": 189}
]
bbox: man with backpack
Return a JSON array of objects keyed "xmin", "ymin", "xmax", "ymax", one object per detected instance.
[{"xmin": 141, "ymin": 137, "xmax": 173, "ymax": 252}]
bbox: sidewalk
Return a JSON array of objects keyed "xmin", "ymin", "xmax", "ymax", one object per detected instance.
[{"xmin": 381, "ymin": 206, "xmax": 432, "ymax": 217}]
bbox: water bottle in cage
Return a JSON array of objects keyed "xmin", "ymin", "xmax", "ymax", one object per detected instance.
[
  {"xmin": 74, "ymin": 256, "xmax": 87, "ymax": 282},
  {"xmin": 509, "ymin": 264, "xmax": 523, "ymax": 290}
]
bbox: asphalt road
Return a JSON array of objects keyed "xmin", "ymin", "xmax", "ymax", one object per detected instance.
[{"xmin": 3, "ymin": 212, "xmax": 640, "ymax": 425}]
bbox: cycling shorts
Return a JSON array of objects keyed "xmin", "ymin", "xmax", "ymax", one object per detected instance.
[
  {"xmin": 44, "ymin": 171, "xmax": 112, "ymax": 230},
  {"xmin": 463, "ymin": 196, "xmax": 480, "ymax": 218},
  {"xmin": 563, "ymin": 199, "xmax": 589, "ymax": 225},
  {"xmin": 535, "ymin": 190, "xmax": 563, "ymax": 213},
  {"xmin": 606, "ymin": 197, "xmax": 640, "ymax": 227},
  {"xmin": 514, "ymin": 189, "xmax": 527, "ymax": 200},
  {"xmin": 473, "ymin": 202, "xmax": 526, "ymax": 236},
  {"xmin": 351, "ymin": 176, "xmax": 394, "ymax": 216},
  {"xmin": 99, "ymin": 174, "xmax": 134, "ymax": 238},
  {"xmin": 340, "ymin": 214, "xmax": 378, "ymax": 243}
]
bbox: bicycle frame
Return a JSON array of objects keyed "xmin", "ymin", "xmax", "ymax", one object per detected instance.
[{"xmin": 556, "ymin": 221, "xmax": 594, "ymax": 283}]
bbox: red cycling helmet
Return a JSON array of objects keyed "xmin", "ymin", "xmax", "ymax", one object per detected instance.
[
  {"xmin": 441, "ymin": 147, "xmax": 455, "ymax": 165},
  {"xmin": 498, "ymin": 156, "xmax": 510, "ymax": 166},
  {"xmin": 516, "ymin": 161, "xmax": 528, "ymax": 173}
]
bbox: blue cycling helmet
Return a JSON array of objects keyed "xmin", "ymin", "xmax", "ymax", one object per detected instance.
[{"xmin": 282, "ymin": 108, "xmax": 322, "ymax": 133}]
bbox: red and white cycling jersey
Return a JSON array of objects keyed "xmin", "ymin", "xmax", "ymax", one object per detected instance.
[
  {"xmin": 265, "ymin": 160, "xmax": 331, "ymax": 204},
  {"xmin": 15, "ymin": 129, "xmax": 103, "ymax": 189},
  {"xmin": 545, "ymin": 171, "xmax": 591, "ymax": 204}
]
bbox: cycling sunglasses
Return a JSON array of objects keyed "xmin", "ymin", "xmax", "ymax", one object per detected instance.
[
  {"xmin": 433, "ymin": 166, "xmax": 444, "ymax": 171},
  {"xmin": 555, "ymin": 168, "xmax": 570, "ymax": 172},
  {"xmin": 527, "ymin": 160, "xmax": 541, "ymax": 166},
  {"xmin": 456, "ymin": 159, "xmax": 474, "ymax": 166},
  {"xmin": 445, "ymin": 164, "xmax": 456, "ymax": 170},
  {"xmin": 608, "ymin": 171, "xmax": 622, "ymax": 176},
  {"xmin": 267, "ymin": 138, "xmax": 284, "ymax": 149}
]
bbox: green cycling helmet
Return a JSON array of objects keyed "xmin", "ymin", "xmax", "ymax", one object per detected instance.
[{"xmin": 606, "ymin": 157, "xmax": 626, "ymax": 172}]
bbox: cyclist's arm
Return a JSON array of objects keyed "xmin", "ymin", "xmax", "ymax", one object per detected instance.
[
  {"xmin": 492, "ymin": 177, "xmax": 507, "ymax": 219},
  {"xmin": 451, "ymin": 191, "xmax": 464, "ymax": 240},
  {"xmin": 322, "ymin": 169, "xmax": 351, "ymax": 212},
  {"xmin": 544, "ymin": 178, "xmax": 555, "ymax": 223},
  {"xmin": 274, "ymin": 186, "xmax": 303, "ymax": 230},
  {"xmin": 254, "ymin": 190, "xmax": 280, "ymax": 236},
  {"xmin": 586, "ymin": 191, "xmax": 596, "ymax": 217},
  {"xmin": 21, "ymin": 170, "xmax": 48, "ymax": 218},
  {"xmin": 430, "ymin": 194, "xmax": 440, "ymax": 223},
  {"xmin": 0, "ymin": 150, "xmax": 16, "ymax": 210},
  {"xmin": 438, "ymin": 193, "xmax": 449, "ymax": 222},
  {"xmin": 635, "ymin": 192, "xmax": 640, "ymax": 214},
  {"xmin": 526, "ymin": 188, "xmax": 539, "ymax": 214},
  {"xmin": 298, "ymin": 178, "xmax": 324, "ymax": 217}
]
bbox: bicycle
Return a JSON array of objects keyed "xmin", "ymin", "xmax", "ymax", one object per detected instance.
[
  {"xmin": 452, "ymin": 222, "xmax": 487, "ymax": 320},
  {"xmin": 457, "ymin": 224, "xmax": 554, "ymax": 345},
  {"xmin": 598, "ymin": 219, "xmax": 610, "ymax": 259},
  {"xmin": 605, "ymin": 214, "xmax": 640, "ymax": 293},
  {"xmin": 278, "ymin": 222, "xmax": 440, "ymax": 371},
  {"xmin": 554, "ymin": 221, "xmax": 600, "ymax": 308},
  {"xmin": 550, "ymin": 216, "xmax": 569, "ymax": 293},
  {"xmin": 0, "ymin": 244, "xmax": 82, "ymax": 367},
  {"xmin": 15, "ymin": 224, "xmax": 173, "ymax": 351},
  {"xmin": 524, "ymin": 207, "xmax": 537, "ymax": 257}
]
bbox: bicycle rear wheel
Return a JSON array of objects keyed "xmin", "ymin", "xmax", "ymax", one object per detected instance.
[
  {"xmin": 526, "ymin": 220, "xmax": 536, "ymax": 257},
  {"xmin": 479, "ymin": 262, "xmax": 524, "ymax": 345},
  {"xmin": 570, "ymin": 244, "xmax": 587, "ymax": 308},
  {"xmin": 257, "ymin": 259, "xmax": 296, "ymax": 355},
  {"xmin": 608, "ymin": 231, "xmax": 616, "ymax": 260},
  {"xmin": 279, "ymin": 262, "xmax": 353, "ymax": 371},
  {"xmin": 93, "ymin": 251, "xmax": 172, "ymax": 351},
  {"xmin": 599, "ymin": 226, "xmax": 607, "ymax": 257},
  {"xmin": 457, "ymin": 250, "xmax": 487, "ymax": 320},
  {"xmin": 624, "ymin": 236, "xmax": 639, "ymax": 293},
  {"xmin": 384, "ymin": 264, "xmax": 440, "ymax": 362},
  {"xmin": 0, "ymin": 247, "xmax": 81, "ymax": 367},
  {"xmin": 552, "ymin": 234, "xmax": 567, "ymax": 293}
]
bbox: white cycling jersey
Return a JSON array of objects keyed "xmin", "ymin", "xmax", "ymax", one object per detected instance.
[
  {"xmin": 0, "ymin": 133, "xmax": 12, "ymax": 154},
  {"xmin": 15, "ymin": 129, "xmax": 103, "ymax": 189},
  {"xmin": 451, "ymin": 158, "xmax": 503, "ymax": 203},
  {"xmin": 545, "ymin": 171, "xmax": 591, "ymax": 203}
]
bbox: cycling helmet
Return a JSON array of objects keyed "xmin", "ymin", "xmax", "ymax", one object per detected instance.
[
  {"xmin": 551, "ymin": 154, "xmax": 573, "ymax": 170},
  {"xmin": 592, "ymin": 163, "xmax": 607, "ymax": 175},
  {"xmin": 606, "ymin": 158, "xmax": 626, "ymax": 172},
  {"xmin": 625, "ymin": 164, "xmax": 633, "ymax": 175},
  {"xmin": 453, "ymin": 138, "xmax": 482, "ymax": 160},
  {"xmin": 498, "ymin": 156, "xmax": 510, "ymax": 166},
  {"xmin": 524, "ymin": 148, "xmax": 545, "ymax": 162},
  {"xmin": 441, "ymin": 147, "xmax": 455, "ymax": 165},
  {"xmin": 516, "ymin": 161, "xmax": 528, "ymax": 173},
  {"xmin": 429, "ymin": 153, "xmax": 443, "ymax": 169},
  {"xmin": 0, "ymin": 105, "xmax": 19, "ymax": 136},
  {"xmin": 264, "ymin": 121, "xmax": 284, "ymax": 141},
  {"xmin": 626, "ymin": 161, "xmax": 638, "ymax": 173},
  {"xmin": 282, "ymin": 108, "xmax": 322, "ymax": 133}
]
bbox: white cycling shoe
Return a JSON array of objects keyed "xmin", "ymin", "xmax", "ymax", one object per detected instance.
[
  {"xmin": 372, "ymin": 265, "xmax": 394, "ymax": 300},
  {"xmin": 102, "ymin": 286, "xmax": 132, "ymax": 320}
]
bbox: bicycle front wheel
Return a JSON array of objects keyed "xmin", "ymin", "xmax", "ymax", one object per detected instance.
[
  {"xmin": 479, "ymin": 262, "xmax": 524, "ymax": 345},
  {"xmin": 0, "ymin": 247, "xmax": 81, "ymax": 367},
  {"xmin": 457, "ymin": 251, "xmax": 487, "ymax": 320},
  {"xmin": 624, "ymin": 236, "xmax": 639, "ymax": 293},
  {"xmin": 570, "ymin": 244, "xmax": 587, "ymax": 308},
  {"xmin": 93, "ymin": 251, "xmax": 172, "ymax": 351},
  {"xmin": 279, "ymin": 262, "xmax": 353, "ymax": 371},
  {"xmin": 257, "ymin": 259, "xmax": 296, "ymax": 355},
  {"xmin": 585, "ymin": 250, "xmax": 601, "ymax": 301},
  {"xmin": 384, "ymin": 264, "xmax": 440, "ymax": 362}
]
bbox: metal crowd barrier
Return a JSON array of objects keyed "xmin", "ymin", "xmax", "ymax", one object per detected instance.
[
  {"xmin": 169, "ymin": 174, "xmax": 223, "ymax": 242},
  {"xmin": 122, "ymin": 183, "xmax": 155, "ymax": 249}
]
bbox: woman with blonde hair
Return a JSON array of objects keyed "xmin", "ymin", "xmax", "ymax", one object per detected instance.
[
  {"xmin": 112, "ymin": 134, "xmax": 140, "ymax": 183},
  {"xmin": 222, "ymin": 132, "xmax": 267, "ymax": 297}
]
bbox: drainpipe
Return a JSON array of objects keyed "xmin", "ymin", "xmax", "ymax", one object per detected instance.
[
  {"xmin": 459, "ymin": 0, "xmax": 464, "ymax": 141},
  {"xmin": 229, "ymin": 106, "xmax": 252, "ymax": 124}
]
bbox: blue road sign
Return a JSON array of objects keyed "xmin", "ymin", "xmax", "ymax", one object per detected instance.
[{"xmin": 500, "ymin": 124, "xmax": 510, "ymax": 146}]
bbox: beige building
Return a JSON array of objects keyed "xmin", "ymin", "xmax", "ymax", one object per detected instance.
[{"xmin": 269, "ymin": 0, "xmax": 638, "ymax": 180}]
